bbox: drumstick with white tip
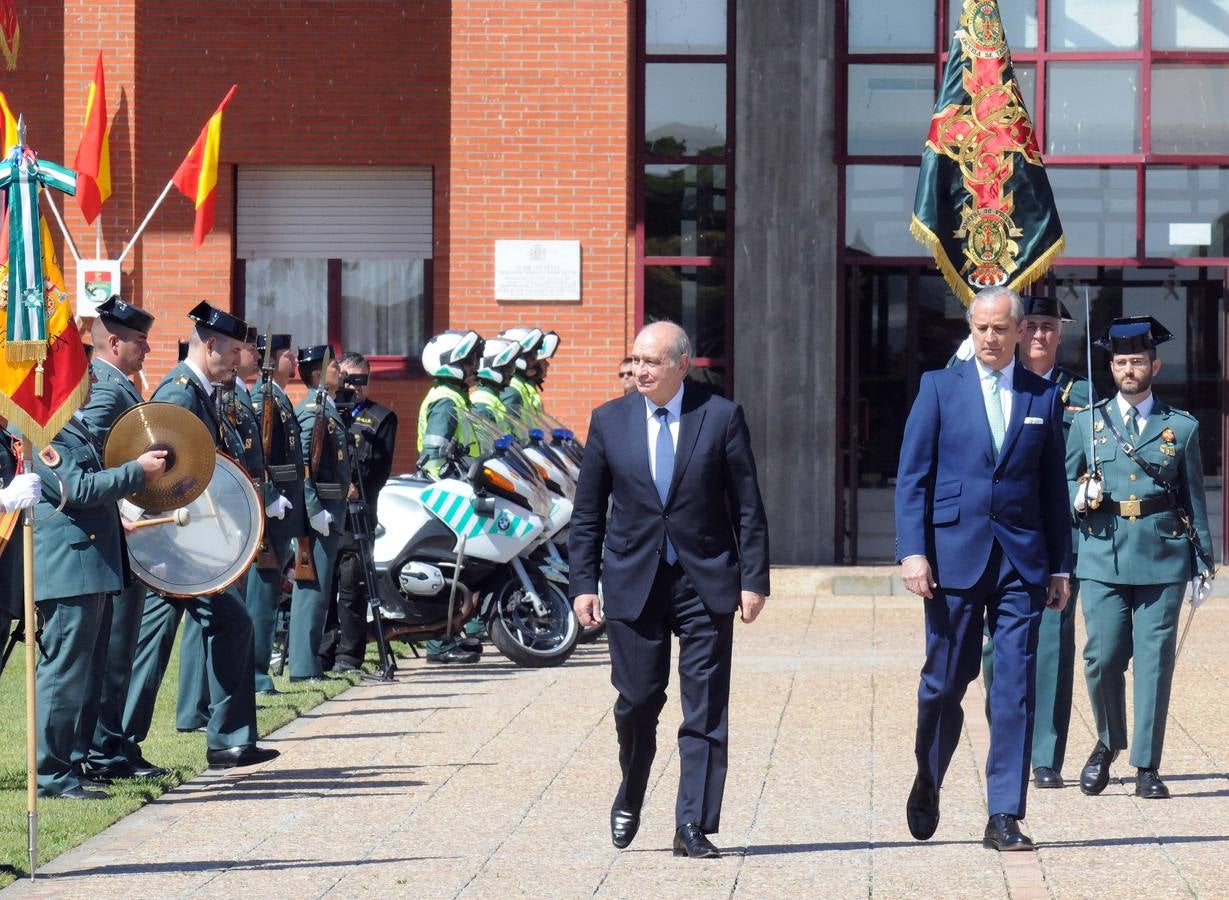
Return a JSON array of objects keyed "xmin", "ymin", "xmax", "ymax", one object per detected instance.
[{"xmin": 129, "ymin": 508, "xmax": 191, "ymax": 530}]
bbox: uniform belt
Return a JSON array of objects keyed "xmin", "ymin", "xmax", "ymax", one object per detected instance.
[
  {"xmin": 316, "ymin": 483, "xmax": 344, "ymax": 500},
  {"xmin": 1106, "ymin": 495, "xmax": 1171, "ymax": 519},
  {"xmin": 268, "ymin": 464, "xmax": 298, "ymax": 483}
]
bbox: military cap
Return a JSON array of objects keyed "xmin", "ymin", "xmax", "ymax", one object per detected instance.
[
  {"xmin": 177, "ymin": 340, "xmax": 189, "ymax": 362},
  {"xmin": 245, "ymin": 324, "xmax": 259, "ymax": 345},
  {"xmin": 1022, "ymin": 295, "xmax": 1073, "ymax": 322},
  {"xmin": 96, "ymin": 295, "xmax": 155, "ymax": 335},
  {"xmin": 187, "ymin": 300, "xmax": 250, "ymax": 342},
  {"xmin": 297, "ymin": 344, "xmax": 332, "ymax": 387},
  {"xmin": 1095, "ymin": 316, "xmax": 1174, "ymax": 355},
  {"xmin": 257, "ymin": 333, "xmax": 292, "ymax": 354}
]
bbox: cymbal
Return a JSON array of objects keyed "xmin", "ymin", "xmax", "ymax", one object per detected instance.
[{"xmin": 103, "ymin": 401, "xmax": 217, "ymax": 512}]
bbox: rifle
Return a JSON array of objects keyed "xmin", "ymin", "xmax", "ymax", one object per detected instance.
[
  {"xmin": 295, "ymin": 345, "xmax": 332, "ymax": 581},
  {"xmin": 254, "ymin": 327, "xmax": 280, "ymax": 572}
]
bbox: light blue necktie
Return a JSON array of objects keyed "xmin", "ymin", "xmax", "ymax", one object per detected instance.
[
  {"xmin": 653, "ymin": 407, "xmax": 677, "ymax": 564},
  {"xmin": 986, "ymin": 369, "xmax": 1006, "ymax": 455},
  {"xmin": 1126, "ymin": 405, "xmax": 1140, "ymax": 439}
]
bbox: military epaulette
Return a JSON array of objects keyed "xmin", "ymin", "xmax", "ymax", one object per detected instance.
[
  {"xmin": 175, "ymin": 375, "xmax": 191, "ymax": 386},
  {"xmin": 1165, "ymin": 406, "xmax": 1196, "ymax": 421}
]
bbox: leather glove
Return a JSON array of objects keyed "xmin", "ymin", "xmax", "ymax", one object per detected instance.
[
  {"xmin": 1074, "ymin": 475, "xmax": 1103, "ymax": 513},
  {"xmin": 265, "ymin": 494, "xmax": 292, "ymax": 520},
  {"xmin": 309, "ymin": 508, "xmax": 333, "ymax": 537},
  {"xmin": 1189, "ymin": 571, "xmax": 1213, "ymax": 608},
  {"xmin": 0, "ymin": 473, "xmax": 41, "ymax": 512}
]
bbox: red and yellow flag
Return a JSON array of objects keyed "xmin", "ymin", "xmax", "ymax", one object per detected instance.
[
  {"xmin": 0, "ymin": 1, "xmax": 18, "ymax": 70},
  {"xmin": 73, "ymin": 50, "xmax": 112, "ymax": 225},
  {"xmin": 171, "ymin": 84, "xmax": 236, "ymax": 247},
  {"xmin": 0, "ymin": 215, "xmax": 90, "ymax": 445},
  {"xmin": 0, "ymin": 90, "xmax": 17, "ymax": 155}
]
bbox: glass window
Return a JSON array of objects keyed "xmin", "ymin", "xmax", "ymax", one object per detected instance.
[
  {"xmin": 647, "ymin": 0, "xmax": 726, "ymax": 54},
  {"xmin": 849, "ymin": 0, "xmax": 935, "ymax": 52},
  {"xmin": 644, "ymin": 265, "xmax": 726, "ymax": 359},
  {"xmin": 946, "ymin": 0, "xmax": 1038, "ymax": 50},
  {"xmin": 1014, "ymin": 64, "xmax": 1036, "ymax": 117},
  {"xmin": 1151, "ymin": 67, "xmax": 1229, "ymax": 155},
  {"xmin": 1153, "ymin": 0, "xmax": 1229, "ymax": 49},
  {"xmin": 645, "ymin": 63, "xmax": 727, "ymax": 156},
  {"xmin": 1049, "ymin": 0, "xmax": 1140, "ymax": 49},
  {"xmin": 340, "ymin": 260, "xmax": 426, "ymax": 357},
  {"xmin": 645, "ymin": 164, "xmax": 726, "ymax": 257},
  {"xmin": 847, "ymin": 65, "xmax": 935, "ymax": 156},
  {"xmin": 845, "ymin": 165, "xmax": 921, "ymax": 257},
  {"xmin": 243, "ymin": 259, "xmax": 328, "ymax": 345},
  {"xmin": 1145, "ymin": 167, "xmax": 1229, "ymax": 257},
  {"xmin": 1048, "ymin": 167, "xmax": 1137, "ymax": 257},
  {"xmin": 1046, "ymin": 63, "xmax": 1140, "ymax": 154}
]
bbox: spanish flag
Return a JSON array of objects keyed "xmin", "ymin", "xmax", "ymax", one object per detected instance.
[
  {"xmin": 171, "ymin": 84, "xmax": 236, "ymax": 247},
  {"xmin": 0, "ymin": 90, "xmax": 17, "ymax": 155},
  {"xmin": 73, "ymin": 51, "xmax": 112, "ymax": 225},
  {"xmin": 0, "ymin": 0, "xmax": 17, "ymax": 71},
  {"xmin": 910, "ymin": 0, "xmax": 1064, "ymax": 304}
]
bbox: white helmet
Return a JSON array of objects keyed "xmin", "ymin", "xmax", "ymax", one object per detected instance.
[
  {"xmin": 477, "ymin": 337, "xmax": 521, "ymax": 385},
  {"xmin": 422, "ymin": 329, "xmax": 480, "ymax": 380},
  {"xmin": 498, "ymin": 327, "xmax": 543, "ymax": 371},
  {"xmin": 536, "ymin": 331, "xmax": 560, "ymax": 360}
]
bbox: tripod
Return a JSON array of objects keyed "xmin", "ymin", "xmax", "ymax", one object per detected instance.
[{"xmin": 343, "ymin": 435, "xmax": 397, "ymax": 682}]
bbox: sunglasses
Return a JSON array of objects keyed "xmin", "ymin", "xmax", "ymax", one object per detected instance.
[{"xmin": 618, "ymin": 370, "xmax": 634, "ymax": 378}]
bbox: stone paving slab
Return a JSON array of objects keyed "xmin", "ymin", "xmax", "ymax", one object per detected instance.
[{"xmin": 4, "ymin": 566, "xmax": 1227, "ymax": 898}]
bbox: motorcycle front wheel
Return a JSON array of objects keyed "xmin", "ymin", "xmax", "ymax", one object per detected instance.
[{"xmin": 487, "ymin": 573, "xmax": 579, "ymax": 667}]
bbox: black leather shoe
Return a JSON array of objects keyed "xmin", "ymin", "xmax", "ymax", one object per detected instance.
[
  {"xmin": 610, "ymin": 804, "xmax": 640, "ymax": 849},
  {"xmin": 1033, "ymin": 766, "xmax": 1064, "ymax": 789},
  {"xmin": 1080, "ymin": 742, "xmax": 1119, "ymax": 795},
  {"xmin": 983, "ymin": 813, "xmax": 1034, "ymax": 851},
  {"xmin": 1135, "ymin": 768, "xmax": 1170, "ymax": 799},
  {"xmin": 44, "ymin": 785, "xmax": 108, "ymax": 801},
  {"xmin": 206, "ymin": 745, "xmax": 280, "ymax": 769},
  {"xmin": 80, "ymin": 761, "xmax": 130, "ymax": 784},
  {"xmin": 257, "ymin": 687, "xmax": 282, "ymax": 696},
  {"xmin": 129, "ymin": 756, "xmax": 168, "ymax": 779},
  {"xmin": 906, "ymin": 776, "xmax": 940, "ymax": 841},
  {"xmin": 73, "ymin": 770, "xmax": 111, "ymax": 790},
  {"xmin": 673, "ymin": 823, "xmax": 720, "ymax": 859},
  {"xmin": 177, "ymin": 725, "xmax": 207, "ymax": 733},
  {"xmin": 426, "ymin": 647, "xmax": 480, "ymax": 665}
]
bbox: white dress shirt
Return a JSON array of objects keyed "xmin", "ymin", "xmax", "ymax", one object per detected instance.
[
  {"xmin": 1115, "ymin": 392, "xmax": 1155, "ymax": 435},
  {"xmin": 645, "ymin": 384, "xmax": 683, "ymax": 484},
  {"xmin": 974, "ymin": 356, "xmax": 1015, "ymax": 425},
  {"xmin": 184, "ymin": 357, "xmax": 215, "ymax": 397}
]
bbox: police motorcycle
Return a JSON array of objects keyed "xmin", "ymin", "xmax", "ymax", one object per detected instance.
[{"xmin": 370, "ymin": 410, "xmax": 579, "ymax": 667}]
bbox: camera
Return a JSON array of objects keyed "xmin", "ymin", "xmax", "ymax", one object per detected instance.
[
  {"xmin": 333, "ymin": 386, "xmax": 359, "ymax": 412},
  {"xmin": 343, "ymin": 372, "xmax": 369, "ymax": 388}
]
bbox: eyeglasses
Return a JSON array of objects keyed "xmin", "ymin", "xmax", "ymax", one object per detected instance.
[{"xmin": 1110, "ymin": 357, "xmax": 1151, "ymax": 371}]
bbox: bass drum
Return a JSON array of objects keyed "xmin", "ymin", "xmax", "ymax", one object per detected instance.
[{"xmin": 121, "ymin": 453, "xmax": 264, "ymax": 598}]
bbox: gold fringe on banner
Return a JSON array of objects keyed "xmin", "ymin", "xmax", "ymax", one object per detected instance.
[
  {"xmin": 0, "ymin": 24, "xmax": 18, "ymax": 71},
  {"xmin": 0, "ymin": 373, "xmax": 88, "ymax": 447},
  {"xmin": 4, "ymin": 340, "xmax": 47, "ymax": 363}
]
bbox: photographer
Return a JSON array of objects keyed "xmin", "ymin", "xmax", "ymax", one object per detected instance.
[{"xmin": 319, "ymin": 352, "xmax": 398, "ymax": 673}]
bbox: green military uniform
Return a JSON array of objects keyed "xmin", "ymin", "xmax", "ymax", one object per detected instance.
[
  {"xmin": 77, "ymin": 358, "xmax": 149, "ymax": 774},
  {"xmin": 417, "ymin": 380, "xmax": 475, "ymax": 479},
  {"xmin": 1068, "ymin": 395, "xmax": 1213, "ymax": 770},
  {"xmin": 499, "ymin": 372, "xmax": 542, "ymax": 419},
  {"xmin": 0, "ymin": 425, "xmax": 24, "ymax": 655},
  {"xmin": 122, "ymin": 361, "xmax": 260, "ymax": 754},
  {"xmin": 177, "ymin": 378, "xmax": 278, "ymax": 728},
  {"xmin": 289, "ymin": 391, "xmax": 351, "ymax": 678},
  {"xmin": 471, "ymin": 382, "xmax": 507, "ymax": 426},
  {"xmin": 33, "ymin": 418, "xmax": 146, "ymax": 796},
  {"xmin": 982, "ymin": 366, "xmax": 1089, "ymax": 775},
  {"xmin": 247, "ymin": 375, "xmax": 306, "ymax": 690}
]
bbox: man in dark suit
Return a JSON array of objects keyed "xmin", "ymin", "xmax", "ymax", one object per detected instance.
[
  {"xmin": 896, "ymin": 286, "xmax": 1071, "ymax": 851},
  {"xmin": 569, "ymin": 321, "xmax": 770, "ymax": 860}
]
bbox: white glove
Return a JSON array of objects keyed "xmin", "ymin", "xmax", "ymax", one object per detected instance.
[
  {"xmin": 1189, "ymin": 572, "xmax": 1213, "ymax": 608},
  {"xmin": 309, "ymin": 509, "xmax": 333, "ymax": 537},
  {"xmin": 265, "ymin": 494, "xmax": 293, "ymax": 520},
  {"xmin": 953, "ymin": 335, "xmax": 976, "ymax": 362},
  {"xmin": 1074, "ymin": 476, "xmax": 1103, "ymax": 513},
  {"xmin": 0, "ymin": 473, "xmax": 41, "ymax": 512}
]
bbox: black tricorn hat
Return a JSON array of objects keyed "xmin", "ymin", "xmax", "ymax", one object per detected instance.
[
  {"xmin": 244, "ymin": 325, "xmax": 259, "ymax": 345},
  {"xmin": 1095, "ymin": 316, "xmax": 1174, "ymax": 354},
  {"xmin": 1022, "ymin": 295, "xmax": 1074, "ymax": 322},
  {"xmin": 187, "ymin": 300, "xmax": 250, "ymax": 342},
  {"xmin": 96, "ymin": 295, "xmax": 155, "ymax": 335},
  {"xmin": 297, "ymin": 345, "xmax": 332, "ymax": 366},
  {"xmin": 177, "ymin": 340, "xmax": 189, "ymax": 362},
  {"xmin": 257, "ymin": 333, "xmax": 292, "ymax": 354}
]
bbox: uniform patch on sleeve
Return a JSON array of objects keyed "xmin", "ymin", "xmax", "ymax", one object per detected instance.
[{"xmin": 39, "ymin": 446, "xmax": 61, "ymax": 468}]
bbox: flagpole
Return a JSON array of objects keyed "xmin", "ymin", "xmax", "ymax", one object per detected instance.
[
  {"xmin": 118, "ymin": 179, "xmax": 174, "ymax": 266},
  {"xmin": 95, "ymin": 216, "xmax": 101, "ymax": 259},
  {"xmin": 20, "ymin": 436, "xmax": 38, "ymax": 880},
  {"xmin": 42, "ymin": 193, "xmax": 80, "ymax": 264}
]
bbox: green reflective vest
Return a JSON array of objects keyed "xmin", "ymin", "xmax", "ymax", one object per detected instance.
[
  {"xmin": 471, "ymin": 383, "xmax": 507, "ymax": 424},
  {"xmin": 417, "ymin": 381, "xmax": 476, "ymax": 477}
]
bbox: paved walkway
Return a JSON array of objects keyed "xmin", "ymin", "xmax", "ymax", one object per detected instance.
[{"xmin": 5, "ymin": 568, "xmax": 1228, "ymax": 898}]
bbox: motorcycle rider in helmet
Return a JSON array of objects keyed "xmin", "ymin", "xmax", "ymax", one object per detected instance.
[
  {"xmin": 471, "ymin": 337, "xmax": 523, "ymax": 427},
  {"xmin": 497, "ymin": 327, "xmax": 545, "ymax": 419},
  {"xmin": 529, "ymin": 330, "xmax": 560, "ymax": 413}
]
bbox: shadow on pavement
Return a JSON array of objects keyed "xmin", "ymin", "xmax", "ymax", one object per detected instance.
[
  {"xmin": 1041, "ymin": 834, "xmax": 1229, "ymax": 849},
  {"xmin": 731, "ymin": 839, "xmax": 983, "ymax": 855},
  {"xmin": 40, "ymin": 856, "xmax": 457, "ymax": 879}
]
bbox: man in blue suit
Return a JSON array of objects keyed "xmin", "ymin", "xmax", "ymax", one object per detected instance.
[
  {"xmin": 569, "ymin": 321, "xmax": 770, "ymax": 860},
  {"xmin": 896, "ymin": 286, "xmax": 1071, "ymax": 852}
]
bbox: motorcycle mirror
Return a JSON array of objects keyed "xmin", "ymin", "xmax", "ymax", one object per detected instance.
[{"xmin": 473, "ymin": 494, "xmax": 496, "ymax": 516}]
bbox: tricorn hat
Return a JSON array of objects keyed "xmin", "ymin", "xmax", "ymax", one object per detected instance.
[
  {"xmin": 1022, "ymin": 295, "xmax": 1074, "ymax": 323},
  {"xmin": 1095, "ymin": 316, "xmax": 1174, "ymax": 355},
  {"xmin": 96, "ymin": 295, "xmax": 155, "ymax": 335},
  {"xmin": 257, "ymin": 333, "xmax": 292, "ymax": 354},
  {"xmin": 187, "ymin": 300, "xmax": 250, "ymax": 342}
]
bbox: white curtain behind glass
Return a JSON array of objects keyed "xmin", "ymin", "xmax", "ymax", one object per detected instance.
[
  {"xmin": 244, "ymin": 259, "xmax": 328, "ymax": 345},
  {"xmin": 340, "ymin": 259, "xmax": 425, "ymax": 357}
]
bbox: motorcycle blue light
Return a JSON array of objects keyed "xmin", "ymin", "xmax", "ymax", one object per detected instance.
[
  {"xmin": 552, "ymin": 428, "xmax": 569, "ymax": 440},
  {"xmin": 495, "ymin": 436, "xmax": 513, "ymax": 450},
  {"xmin": 529, "ymin": 428, "xmax": 544, "ymax": 440}
]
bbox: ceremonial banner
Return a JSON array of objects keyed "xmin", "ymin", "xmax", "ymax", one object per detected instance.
[
  {"xmin": 0, "ymin": 91, "xmax": 15, "ymax": 152},
  {"xmin": 172, "ymin": 84, "xmax": 236, "ymax": 246},
  {"xmin": 0, "ymin": 1, "xmax": 17, "ymax": 70},
  {"xmin": 910, "ymin": 0, "xmax": 1064, "ymax": 305},
  {"xmin": 73, "ymin": 50, "xmax": 112, "ymax": 224}
]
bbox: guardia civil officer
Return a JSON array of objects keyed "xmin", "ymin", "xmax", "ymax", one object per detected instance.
[
  {"xmin": 497, "ymin": 327, "xmax": 545, "ymax": 418},
  {"xmin": 1068, "ymin": 316, "xmax": 1214, "ymax": 800},
  {"xmin": 32, "ymin": 371, "xmax": 167, "ymax": 798},
  {"xmin": 319, "ymin": 351, "xmax": 398, "ymax": 673},
  {"xmin": 529, "ymin": 329, "xmax": 560, "ymax": 413},
  {"xmin": 0, "ymin": 420, "xmax": 40, "ymax": 660},
  {"xmin": 470, "ymin": 337, "xmax": 522, "ymax": 426},
  {"xmin": 121, "ymin": 302, "xmax": 279, "ymax": 769},
  {"xmin": 287, "ymin": 346, "xmax": 351, "ymax": 680},
  {"xmin": 77, "ymin": 296, "xmax": 169, "ymax": 782},
  {"xmin": 246, "ymin": 333, "xmax": 306, "ymax": 691},
  {"xmin": 980, "ymin": 296, "xmax": 1090, "ymax": 789}
]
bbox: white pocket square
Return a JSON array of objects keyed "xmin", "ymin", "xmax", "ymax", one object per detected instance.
[{"xmin": 1024, "ymin": 416, "xmax": 1045, "ymax": 425}]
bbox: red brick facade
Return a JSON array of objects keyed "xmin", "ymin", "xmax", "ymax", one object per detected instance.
[{"xmin": 6, "ymin": 0, "xmax": 632, "ymax": 471}]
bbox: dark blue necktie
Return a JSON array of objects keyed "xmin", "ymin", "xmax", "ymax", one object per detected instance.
[{"xmin": 654, "ymin": 407, "xmax": 677, "ymax": 564}]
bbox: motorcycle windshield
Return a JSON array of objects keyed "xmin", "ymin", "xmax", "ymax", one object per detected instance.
[{"xmin": 460, "ymin": 409, "xmax": 554, "ymax": 518}]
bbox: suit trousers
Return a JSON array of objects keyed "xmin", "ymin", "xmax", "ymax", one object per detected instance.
[
  {"xmin": 915, "ymin": 542, "xmax": 1043, "ymax": 818},
  {"xmin": 288, "ymin": 528, "xmax": 342, "ymax": 679},
  {"xmin": 245, "ymin": 538, "xmax": 295, "ymax": 693},
  {"xmin": 981, "ymin": 579, "xmax": 1079, "ymax": 772},
  {"xmin": 605, "ymin": 560, "xmax": 735, "ymax": 833},
  {"xmin": 322, "ymin": 545, "xmax": 370, "ymax": 669},
  {"xmin": 1080, "ymin": 580, "xmax": 1184, "ymax": 769},
  {"xmin": 36, "ymin": 594, "xmax": 104, "ymax": 796},
  {"xmin": 88, "ymin": 582, "xmax": 148, "ymax": 768}
]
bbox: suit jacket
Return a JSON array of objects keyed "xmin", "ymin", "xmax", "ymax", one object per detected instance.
[
  {"xmin": 568, "ymin": 385, "xmax": 770, "ymax": 621},
  {"xmin": 32, "ymin": 418, "xmax": 145, "ymax": 601},
  {"xmin": 895, "ymin": 359, "xmax": 1071, "ymax": 590},
  {"xmin": 1067, "ymin": 397, "xmax": 1214, "ymax": 584},
  {"xmin": 79, "ymin": 358, "xmax": 142, "ymax": 439}
]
